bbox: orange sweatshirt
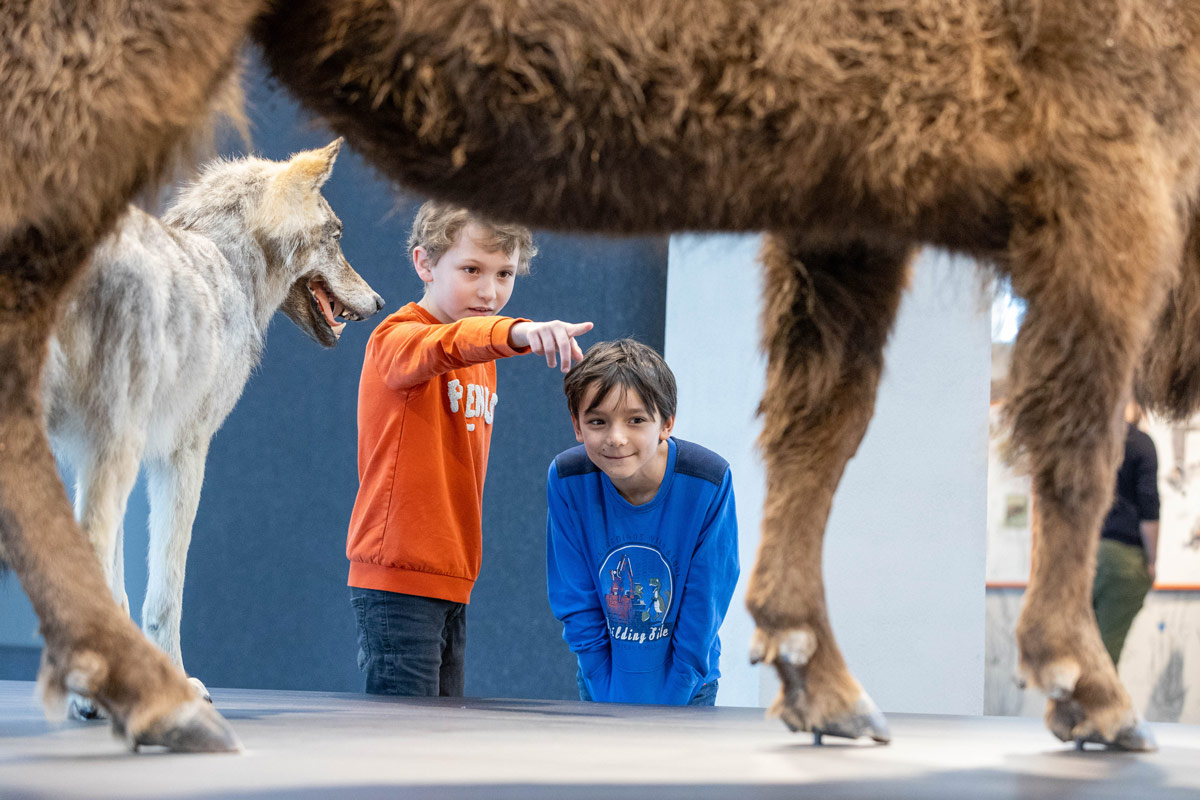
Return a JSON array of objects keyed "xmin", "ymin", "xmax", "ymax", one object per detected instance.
[{"xmin": 347, "ymin": 302, "xmax": 528, "ymax": 603}]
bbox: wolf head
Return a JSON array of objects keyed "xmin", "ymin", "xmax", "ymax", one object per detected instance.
[
  {"xmin": 166, "ymin": 139, "xmax": 384, "ymax": 348},
  {"xmin": 255, "ymin": 139, "xmax": 385, "ymax": 347}
]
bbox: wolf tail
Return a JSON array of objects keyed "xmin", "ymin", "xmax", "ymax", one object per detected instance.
[{"xmin": 1137, "ymin": 225, "xmax": 1200, "ymax": 420}]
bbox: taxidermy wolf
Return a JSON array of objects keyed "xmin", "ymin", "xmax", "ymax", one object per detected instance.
[
  {"xmin": 40, "ymin": 139, "xmax": 384, "ymax": 720},
  {"xmin": 3, "ymin": 0, "xmax": 1199, "ymax": 753}
]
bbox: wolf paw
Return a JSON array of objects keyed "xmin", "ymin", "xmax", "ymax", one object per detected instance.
[{"xmin": 750, "ymin": 626, "xmax": 890, "ymax": 744}]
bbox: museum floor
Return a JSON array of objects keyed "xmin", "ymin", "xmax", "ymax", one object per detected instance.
[{"xmin": 2, "ymin": 679, "xmax": 1199, "ymax": 799}]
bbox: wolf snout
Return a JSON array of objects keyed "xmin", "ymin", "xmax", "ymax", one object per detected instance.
[{"xmin": 339, "ymin": 289, "xmax": 384, "ymax": 320}]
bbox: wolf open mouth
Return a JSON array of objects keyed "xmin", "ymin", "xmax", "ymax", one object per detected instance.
[{"xmin": 307, "ymin": 279, "xmax": 361, "ymax": 338}]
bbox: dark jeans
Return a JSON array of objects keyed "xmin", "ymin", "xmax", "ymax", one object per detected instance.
[
  {"xmin": 575, "ymin": 667, "xmax": 718, "ymax": 706},
  {"xmin": 350, "ymin": 587, "xmax": 467, "ymax": 696}
]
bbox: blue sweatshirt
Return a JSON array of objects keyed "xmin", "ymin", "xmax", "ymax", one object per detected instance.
[{"xmin": 546, "ymin": 437, "xmax": 739, "ymax": 704}]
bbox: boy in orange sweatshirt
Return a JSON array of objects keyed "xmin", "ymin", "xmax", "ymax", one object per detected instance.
[{"xmin": 347, "ymin": 201, "xmax": 592, "ymax": 696}]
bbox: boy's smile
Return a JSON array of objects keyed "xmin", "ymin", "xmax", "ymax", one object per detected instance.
[
  {"xmin": 573, "ymin": 384, "xmax": 674, "ymax": 505},
  {"xmin": 414, "ymin": 222, "xmax": 520, "ymax": 323}
]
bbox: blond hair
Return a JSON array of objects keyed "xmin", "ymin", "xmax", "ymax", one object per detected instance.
[{"xmin": 407, "ymin": 200, "xmax": 537, "ymax": 274}]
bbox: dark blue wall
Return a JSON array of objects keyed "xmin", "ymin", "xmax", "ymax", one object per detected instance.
[{"xmin": 0, "ymin": 54, "xmax": 667, "ymax": 701}]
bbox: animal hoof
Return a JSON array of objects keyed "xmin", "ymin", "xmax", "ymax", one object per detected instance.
[
  {"xmin": 812, "ymin": 695, "xmax": 892, "ymax": 745},
  {"xmin": 1073, "ymin": 719, "xmax": 1157, "ymax": 752},
  {"xmin": 1112, "ymin": 719, "xmax": 1157, "ymax": 752},
  {"xmin": 68, "ymin": 692, "xmax": 107, "ymax": 721},
  {"xmin": 770, "ymin": 680, "xmax": 891, "ymax": 744},
  {"xmin": 1046, "ymin": 697, "xmax": 1155, "ymax": 752},
  {"xmin": 756, "ymin": 624, "xmax": 889, "ymax": 743},
  {"xmin": 131, "ymin": 699, "xmax": 241, "ymax": 753},
  {"xmin": 188, "ymin": 676, "xmax": 212, "ymax": 704}
]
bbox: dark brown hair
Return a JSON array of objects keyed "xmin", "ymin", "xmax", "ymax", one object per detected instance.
[{"xmin": 564, "ymin": 339, "xmax": 677, "ymax": 423}]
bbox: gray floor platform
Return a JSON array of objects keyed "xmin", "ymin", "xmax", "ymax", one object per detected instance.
[{"xmin": 2, "ymin": 679, "xmax": 1199, "ymax": 799}]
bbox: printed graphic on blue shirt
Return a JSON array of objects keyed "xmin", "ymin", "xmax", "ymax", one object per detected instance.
[{"xmin": 598, "ymin": 544, "xmax": 675, "ymax": 644}]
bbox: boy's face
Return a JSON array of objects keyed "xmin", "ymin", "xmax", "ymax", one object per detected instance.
[
  {"xmin": 572, "ymin": 383, "xmax": 674, "ymax": 496},
  {"xmin": 414, "ymin": 222, "xmax": 519, "ymax": 323}
]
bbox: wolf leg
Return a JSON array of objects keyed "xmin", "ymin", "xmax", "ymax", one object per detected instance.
[
  {"xmin": 746, "ymin": 233, "xmax": 912, "ymax": 743},
  {"xmin": 66, "ymin": 440, "xmax": 145, "ymax": 720},
  {"xmin": 1006, "ymin": 164, "xmax": 1179, "ymax": 751},
  {"xmin": 144, "ymin": 443, "xmax": 210, "ymax": 700},
  {"xmin": 74, "ymin": 442, "xmax": 144, "ymax": 606},
  {"xmin": 113, "ymin": 522, "xmax": 130, "ymax": 617}
]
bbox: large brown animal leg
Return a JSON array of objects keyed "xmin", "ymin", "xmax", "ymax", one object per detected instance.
[
  {"xmin": 0, "ymin": 232, "xmax": 238, "ymax": 753},
  {"xmin": 0, "ymin": 0, "xmax": 256, "ymax": 752},
  {"xmin": 1006, "ymin": 166, "xmax": 1177, "ymax": 751},
  {"xmin": 747, "ymin": 233, "xmax": 912, "ymax": 743},
  {"xmin": 1138, "ymin": 224, "xmax": 1200, "ymax": 419}
]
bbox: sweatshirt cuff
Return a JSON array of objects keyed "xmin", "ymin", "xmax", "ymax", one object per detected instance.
[
  {"xmin": 491, "ymin": 317, "xmax": 531, "ymax": 356},
  {"xmin": 664, "ymin": 667, "xmax": 701, "ymax": 704},
  {"xmin": 576, "ymin": 647, "xmax": 609, "ymax": 678}
]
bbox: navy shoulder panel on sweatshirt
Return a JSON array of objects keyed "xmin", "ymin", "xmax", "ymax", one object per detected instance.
[
  {"xmin": 672, "ymin": 439, "xmax": 729, "ymax": 487},
  {"xmin": 555, "ymin": 444, "xmax": 599, "ymax": 479}
]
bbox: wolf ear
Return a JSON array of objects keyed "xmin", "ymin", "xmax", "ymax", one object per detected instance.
[
  {"xmin": 285, "ymin": 137, "xmax": 343, "ymax": 192},
  {"xmin": 256, "ymin": 138, "xmax": 344, "ymax": 232}
]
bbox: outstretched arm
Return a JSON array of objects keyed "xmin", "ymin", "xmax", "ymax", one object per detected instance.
[
  {"xmin": 511, "ymin": 320, "xmax": 594, "ymax": 372},
  {"xmin": 371, "ymin": 315, "xmax": 529, "ymax": 389}
]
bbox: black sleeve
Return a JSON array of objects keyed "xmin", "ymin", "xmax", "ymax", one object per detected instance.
[{"xmin": 1134, "ymin": 433, "xmax": 1160, "ymax": 522}]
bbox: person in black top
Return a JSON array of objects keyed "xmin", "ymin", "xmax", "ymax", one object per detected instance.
[{"xmin": 1092, "ymin": 402, "xmax": 1160, "ymax": 666}]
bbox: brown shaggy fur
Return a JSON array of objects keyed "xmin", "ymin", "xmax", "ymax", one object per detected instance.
[{"xmin": 4, "ymin": 0, "xmax": 1200, "ymax": 750}]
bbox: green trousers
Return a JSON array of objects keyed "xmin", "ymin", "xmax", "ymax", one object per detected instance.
[{"xmin": 1092, "ymin": 538, "xmax": 1153, "ymax": 666}]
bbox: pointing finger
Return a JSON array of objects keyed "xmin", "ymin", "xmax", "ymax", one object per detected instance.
[{"xmin": 540, "ymin": 329, "xmax": 557, "ymax": 368}]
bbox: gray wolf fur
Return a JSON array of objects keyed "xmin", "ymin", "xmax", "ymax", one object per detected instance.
[
  {"xmin": 3, "ymin": 0, "xmax": 1200, "ymax": 751},
  {"xmin": 43, "ymin": 138, "xmax": 383, "ymax": 718}
]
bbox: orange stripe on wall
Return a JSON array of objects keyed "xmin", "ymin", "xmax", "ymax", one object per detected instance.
[{"xmin": 986, "ymin": 582, "xmax": 1200, "ymax": 591}]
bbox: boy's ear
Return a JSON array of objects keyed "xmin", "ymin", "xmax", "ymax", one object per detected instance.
[
  {"xmin": 660, "ymin": 416, "xmax": 675, "ymax": 441},
  {"xmin": 572, "ymin": 414, "xmax": 585, "ymax": 443},
  {"xmin": 413, "ymin": 246, "xmax": 435, "ymax": 284}
]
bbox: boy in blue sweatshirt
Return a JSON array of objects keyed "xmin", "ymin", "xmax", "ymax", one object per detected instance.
[{"xmin": 546, "ymin": 339, "xmax": 739, "ymax": 705}]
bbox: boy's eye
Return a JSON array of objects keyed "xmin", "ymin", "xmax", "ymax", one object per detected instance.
[{"xmin": 463, "ymin": 266, "xmax": 478, "ymax": 274}]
